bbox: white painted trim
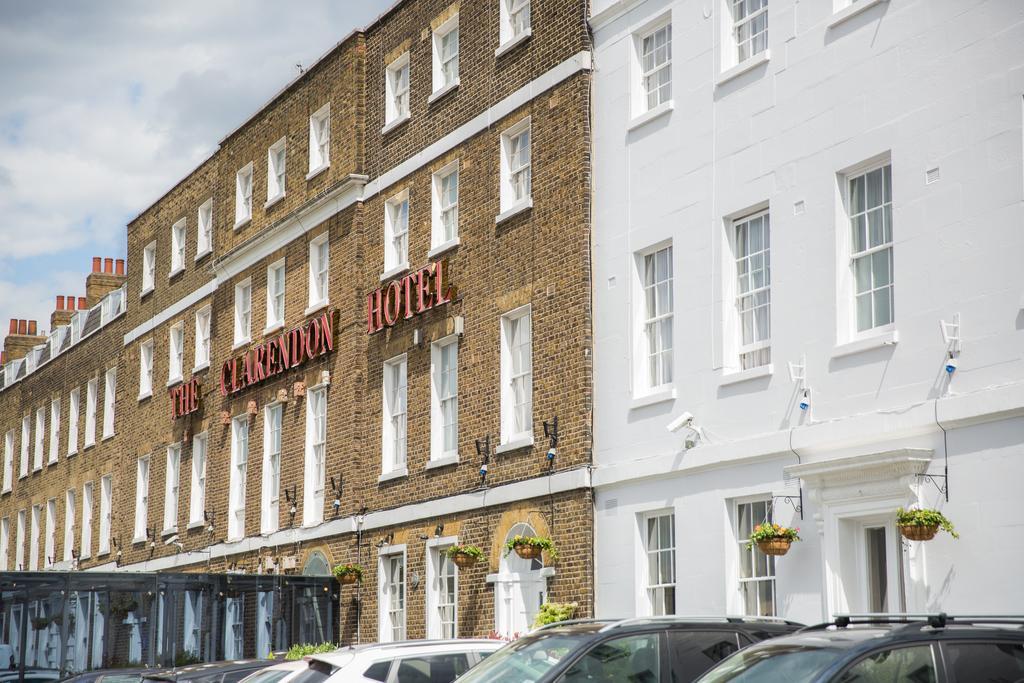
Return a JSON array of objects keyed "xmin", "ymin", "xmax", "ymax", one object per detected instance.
[
  {"xmin": 378, "ymin": 467, "xmax": 409, "ymax": 483},
  {"xmin": 427, "ymin": 238, "xmax": 460, "ymax": 259},
  {"xmin": 382, "ymin": 112, "xmax": 411, "ymax": 136},
  {"xmin": 125, "ymin": 281, "xmax": 217, "ymax": 346},
  {"xmin": 828, "ymin": 0, "xmax": 888, "ymax": 29},
  {"xmin": 426, "ymin": 454, "xmax": 460, "ymax": 470},
  {"xmin": 627, "ymin": 100, "xmax": 673, "ymax": 132},
  {"xmin": 589, "ymin": 0, "xmax": 645, "ymax": 30},
  {"xmin": 495, "ymin": 29, "xmax": 532, "ymax": 58},
  {"xmin": 716, "ymin": 50, "xmax": 771, "ymax": 87},
  {"xmin": 719, "ymin": 364, "xmax": 773, "ymax": 386},
  {"xmin": 428, "ymin": 80, "xmax": 460, "ymax": 105},
  {"xmin": 495, "ymin": 199, "xmax": 533, "ymax": 224},
  {"xmin": 87, "ymin": 466, "xmax": 591, "ymax": 572},
  {"xmin": 832, "ymin": 329, "xmax": 899, "ymax": 358},
  {"xmin": 495, "ymin": 436, "xmax": 534, "ymax": 454},
  {"xmin": 263, "ymin": 193, "xmax": 286, "ymax": 210},
  {"xmin": 305, "ymin": 164, "xmax": 329, "ymax": 181},
  {"xmin": 380, "ymin": 263, "xmax": 411, "ymax": 283},
  {"xmin": 629, "ymin": 388, "xmax": 676, "ymax": 410}
]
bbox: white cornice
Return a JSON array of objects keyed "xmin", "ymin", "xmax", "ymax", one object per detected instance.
[{"xmin": 784, "ymin": 448, "xmax": 932, "ymax": 489}]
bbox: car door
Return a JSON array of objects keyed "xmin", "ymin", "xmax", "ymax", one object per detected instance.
[
  {"xmin": 833, "ymin": 643, "xmax": 942, "ymax": 682},
  {"xmin": 666, "ymin": 630, "xmax": 741, "ymax": 682},
  {"xmin": 559, "ymin": 632, "xmax": 667, "ymax": 683},
  {"xmin": 939, "ymin": 640, "xmax": 1024, "ymax": 682}
]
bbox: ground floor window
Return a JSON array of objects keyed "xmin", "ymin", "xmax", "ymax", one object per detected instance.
[
  {"xmin": 641, "ymin": 512, "xmax": 676, "ymax": 616},
  {"xmin": 224, "ymin": 596, "xmax": 243, "ymax": 660},
  {"xmin": 735, "ymin": 499, "xmax": 776, "ymax": 616}
]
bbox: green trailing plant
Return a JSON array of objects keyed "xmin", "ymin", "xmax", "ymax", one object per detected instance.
[
  {"xmin": 445, "ymin": 545, "xmax": 484, "ymax": 561},
  {"xmin": 332, "ymin": 563, "xmax": 363, "ymax": 583},
  {"xmin": 896, "ymin": 507, "xmax": 959, "ymax": 539},
  {"xmin": 175, "ymin": 651, "xmax": 203, "ymax": 666},
  {"xmin": 533, "ymin": 601, "xmax": 578, "ymax": 628},
  {"xmin": 504, "ymin": 535, "xmax": 558, "ymax": 562},
  {"xmin": 285, "ymin": 643, "xmax": 337, "ymax": 661},
  {"xmin": 746, "ymin": 523, "xmax": 801, "ymax": 550}
]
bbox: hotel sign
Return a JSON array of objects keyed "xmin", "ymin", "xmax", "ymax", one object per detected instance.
[
  {"xmin": 367, "ymin": 259, "xmax": 454, "ymax": 334},
  {"xmin": 170, "ymin": 378, "xmax": 201, "ymax": 420},
  {"xmin": 219, "ymin": 309, "xmax": 337, "ymax": 397}
]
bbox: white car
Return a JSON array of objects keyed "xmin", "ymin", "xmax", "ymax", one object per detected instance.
[
  {"xmin": 238, "ymin": 660, "xmax": 310, "ymax": 683},
  {"xmin": 305, "ymin": 640, "xmax": 501, "ymax": 683}
]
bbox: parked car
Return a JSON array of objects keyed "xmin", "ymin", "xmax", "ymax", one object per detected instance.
[
  {"xmin": 695, "ymin": 613, "xmax": 1024, "ymax": 682},
  {"xmin": 237, "ymin": 661, "xmax": 310, "ymax": 683},
  {"xmin": 453, "ymin": 616, "xmax": 801, "ymax": 683},
  {"xmin": 0, "ymin": 668, "xmax": 61, "ymax": 682},
  {"xmin": 307, "ymin": 639, "xmax": 502, "ymax": 683},
  {"xmin": 142, "ymin": 660, "xmax": 276, "ymax": 683},
  {"xmin": 60, "ymin": 668, "xmax": 153, "ymax": 683}
]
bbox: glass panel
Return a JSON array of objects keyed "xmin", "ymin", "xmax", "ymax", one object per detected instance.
[
  {"xmin": 944, "ymin": 643, "xmax": 1024, "ymax": 682},
  {"xmin": 865, "ymin": 527, "xmax": 888, "ymax": 613},
  {"xmin": 563, "ymin": 633, "xmax": 661, "ymax": 683},
  {"xmin": 836, "ymin": 646, "xmax": 935, "ymax": 683}
]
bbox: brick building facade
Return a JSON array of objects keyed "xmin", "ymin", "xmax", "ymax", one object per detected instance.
[{"xmin": 0, "ymin": 0, "xmax": 594, "ymax": 665}]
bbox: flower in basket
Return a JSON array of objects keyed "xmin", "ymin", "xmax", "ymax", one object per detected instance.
[
  {"xmin": 746, "ymin": 523, "xmax": 801, "ymax": 550},
  {"xmin": 445, "ymin": 544, "xmax": 484, "ymax": 568},
  {"xmin": 503, "ymin": 535, "xmax": 558, "ymax": 562},
  {"xmin": 332, "ymin": 563, "xmax": 363, "ymax": 584},
  {"xmin": 896, "ymin": 507, "xmax": 958, "ymax": 540}
]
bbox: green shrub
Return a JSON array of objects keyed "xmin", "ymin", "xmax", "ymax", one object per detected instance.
[
  {"xmin": 285, "ymin": 642, "xmax": 338, "ymax": 661},
  {"xmin": 533, "ymin": 602, "xmax": 578, "ymax": 628}
]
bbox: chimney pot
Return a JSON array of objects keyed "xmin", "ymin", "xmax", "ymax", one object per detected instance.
[
  {"xmin": 27, "ymin": 321, "xmax": 37, "ymax": 336},
  {"xmin": 92, "ymin": 257, "xmax": 101, "ymax": 273},
  {"xmin": 104, "ymin": 258, "xmax": 114, "ymax": 274},
  {"xmin": 115, "ymin": 259, "xmax": 125, "ymax": 276},
  {"xmin": 18, "ymin": 320, "xmax": 27, "ymax": 335},
  {"xmin": 9, "ymin": 320, "xmax": 17, "ymax": 334},
  {"xmin": 66, "ymin": 295, "xmax": 75, "ymax": 310},
  {"xmin": 78, "ymin": 297, "xmax": 87, "ymax": 310},
  {"xmin": 56, "ymin": 295, "xmax": 65, "ymax": 310}
]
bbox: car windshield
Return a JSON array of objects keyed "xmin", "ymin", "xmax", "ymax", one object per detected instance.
[
  {"xmin": 697, "ymin": 644, "xmax": 840, "ymax": 682},
  {"xmin": 455, "ymin": 634, "xmax": 592, "ymax": 683}
]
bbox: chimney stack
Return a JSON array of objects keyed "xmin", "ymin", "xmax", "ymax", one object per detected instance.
[
  {"xmin": 51, "ymin": 295, "xmax": 76, "ymax": 330},
  {"xmin": 3, "ymin": 318, "xmax": 46, "ymax": 362},
  {"xmin": 85, "ymin": 255, "xmax": 128, "ymax": 308},
  {"xmin": 92, "ymin": 257, "xmax": 102, "ymax": 273}
]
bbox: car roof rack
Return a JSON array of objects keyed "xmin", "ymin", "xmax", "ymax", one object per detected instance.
[
  {"xmin": 534, "ymin": 618, "xmax": 618, "ymax": 631},
  {"xmin": 801, "ymin": 613, "xmax": 1024, "ymax": 632},
  {"xmin": 597, "ymin": 615, "xmax": 800, "ymax": 633}
]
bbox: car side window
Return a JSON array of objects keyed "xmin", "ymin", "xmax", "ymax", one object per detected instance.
[
  {"xmin": 836, "ymin": 645, "xmax": 936, "ymax": 683},
  {"xmin": 364, "ymin": 661, "xmax": 392, "ymax": 682},
  {"xmin": 562, "ymin": 633, "xmax": 661, "ymax": 683},
  {"xmin": 943, "ymin": 641, "xmax": 1024, "ymax": 681},
  {"xmin": 667, "ymin": 630, "xmax": 740, "ymax": 681},
  {"xmin": 394, "ymin": 653, "xmax": 471, "ymax": 683}
]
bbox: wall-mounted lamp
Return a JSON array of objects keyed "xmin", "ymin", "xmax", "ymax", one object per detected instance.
[
  {"xmin": 204, "ymin": 510, "xmax": 215, "ymax": 533},
  {"xmin": 475, "ymin": 435, "xmax": 491, "ymax": 484},
  {"xmin": 284, "ymin": 485, "xmax": 298, "ymax": 518},
  {"xmin": 543, "ymin": 416, "xmax": 559, "ymax": 464},
  {"xmin": 434, "ymin": 523, "xmax": 444, "ymax": 537},
  {"xmin": 331, "ymin": 476, "xmax": 343, "ymax": 514},
  {"xmin": 799, "ymin": 388, "xmax": 811, "ymax": 411}
]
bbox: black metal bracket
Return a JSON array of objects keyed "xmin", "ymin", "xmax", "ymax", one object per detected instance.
[
  {"xmin": 475, "ymin": 435, "xmax": 491, "ymax": 484},
  {"xmin": 916, "ymin": 472, "xmax": 948, "ymax": 501},
  {"xmin": 772, "ymin": 487, "xmax": 804, "ymax": 520}
]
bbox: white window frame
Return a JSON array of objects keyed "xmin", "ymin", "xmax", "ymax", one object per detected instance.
[
  {"xmin": 266, "ymin": 259, "xmax": 286, "ymax": 332},
  {"xmin": 68, "ymin": 388, "xmax": 79, "ymax": 456},
  {"xmin": 267, "ymin": 137, "xmax": 287, "ymax": 204},
  {"xmin": 48, "ymin": 398, "xmax": 60, "ymax": 464},
  {"xmin": 103, "ymin": 368, "xmax": 117, "ymax": 438},
  {"xmin": 134, "ymin": 456, "xmax": 150, "ymax": 543},
  {"xmin": 142, "ymin": 242, "xmax": 156, "ymax": 295},
  {"xmin": 234, "ymin": 278, "xmax": 252, "ymax": 347},
  {"xmin": 733, "ymin": 497, "xmax": 777, "ymax": 617},
  {"xmin": 228, "ymin": 416, "xmax": 248, "ymax": 541},
  {"xmin": 383, "ymin": 190, "xmax": 410, "ymax": 275},
  {"xmin": 235, "ymin": 163, "xmax": 254, "ymax": 228},
  {"xmin": 638, "ymin": 510, "xmax": 676, "ymax": 616},
  {"xmin": 498, "ymin": 118, "xmax": 532, "ymax": 218},
  {"xmin": 426, "ymin": 537, "xmax": 459, "ymax": 639},
  {"xmin": 304, "ymin": 387, "xmax": 327, "ymax": 526},
  {"xmin": 163, "ymin": 444, "xmax": 181, "ymax": 534},
  {"xmin": 0, "ymin": 517, "xmax": 8, "ymax": 571},
  {"xmin": 80, "ymin": 481, "xmax": 93, "ymax": 559},
  {"xmin": 732, "ymin": 210, "xmax": 771, "ymax": 370},
  {"xmin": 194, "ymin": 306, "xmax": 211, "ymax": 371},
  {"xmin": 498, "ymin": 0, "xmax": 532, "ymax": 51},
  {"xmin": 20, "ymin": 416, "xmax": 29, "ymax": 478},
  {"xmin": 139, "ymin": 340, "xmax": 154, "ymax": 400},
  {"xmin": 189, "ymin": 432, "xmax": 208, "ymax": 528},
  {"xmin": 431, "ymin": 161, "xmax": 460, "ymax": 253},
  {"xmin": 720, "ymin": 0, "xmax": 769, "ymax": 74},
  {"xmin": 308, "ymin": 104, "xmax": 331, "ymax": 176},
  {"xmin": 382, "ymin": 355, "xmax": 408, "ymax": 477},
  {"xmin": 384, "ymin": 53, "xmax": 411, "ymax": 130},
  {"xmin": 98, "ymin": 475, "xmax": 112, "ymax": 555},
  {"xmin": 63, "ymin": 489, "xmax": 76, "ymax": 563},
  {"xmin": 499, "ymin": 305, "xmax": 533, "ymax": 447},
  {"xmin": 2, "ymin": 430, "xmax": 12, "ymax": 492},
  {"xmin": 632, "ymin": 17, "xmax": 672, "ymax": 119},
  {"xmin": 378, "ymin": 546, "xmax": 407, "ymax": 642},
  {"xmin": 85, "ymin": 378, "xmax": 98, "ymax": 445},
  {"xmin": 196, "ymin": 198, "xmax": 213, "ymax": 259},
  {"xmin": 431, "ymin": 15, "xmax": 460, "ymax": 97},
  {"xmin": 168, "ymin": 322, "xmax": 184, "ymax": 385},
  {"xmin": 430, "ymin": 336, "xmax": 459, "ymax": 464},
  {"xmin": 262, "ymin": 403, "xmax": 282, "ymax": 535},
  {"xmin": 633, "ymin": 243, "xmax": 674, "ymax": 396},
  {"xmin": 15, "ymin": 509, "xmax": 25, "ymax": 570},
  {"xmin": 44, "ymin": 498, "xmax": 56, "ymax": 568},
  {"xmin": 308, "ymin": 232, "xmax": 330, "ymax": 311},
  {"xmin": 170, "ymin": 218, "xmax": 187, "ymax": 276},
  {"xmin": 34, "ymin": 407, "xmax": 44, "ymax": 471}
]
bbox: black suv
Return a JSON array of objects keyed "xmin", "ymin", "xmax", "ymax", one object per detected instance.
[
  {"xmin": 454, "ymin": 616, "xmax": 801, "ymax": 683},
  {"xmin": 696, "ymin": 614, "xmax": 1024, "ymax": 682}
]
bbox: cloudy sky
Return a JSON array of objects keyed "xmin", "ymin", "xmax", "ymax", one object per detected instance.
[{"xmin": 0, "ymin": 0, "xmax": 392, "ymax": 345}]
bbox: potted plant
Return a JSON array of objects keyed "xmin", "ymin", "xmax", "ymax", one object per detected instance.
[
  {"xmin": 504, "ymin": 535, "xmax": 558, "ymax": 562},
  {"xmin": 533, "ymin": 601, "xmax": 578, "ymax": 628},
  {"xmin": 31, "ymin": 616, "xmax": 50, "ymax": 631},
  {"xmin": 333, "ymin": 563, "xmax": 363, "ymax": 585},
  {"xmin": 445, "ymin": 544, "xmax": 484, "ymax": 569},
  {"xmin": 748, "ymin": 522, "xmax": 801, "ymax": 556},
  {"xmin": 896, "ymin": 507, "xmax": 959, "ymax": 541}
]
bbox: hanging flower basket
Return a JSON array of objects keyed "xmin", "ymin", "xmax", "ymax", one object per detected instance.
[
  {"xmin": 896, "ymin": 508, "xmax": 958, "ymax": 541},
  {"xmin": 504, "ymin": 535, "xmax": 558, "ymax": 562},
  {"xmin": 748, "ymin": 523, "xmax": 801, "ymax": 557},
  {"xmin": 31, "ymin": 617, "xmax": 50, "ymax": 631},
  {"xmin": 107, "ymin": 594, "xmax": 139, "ymax": 620},
  {"xmin": 446, "ymin": 544, "xmax": 483, "ymax": 569},
  {"xmin": 333, "ymin": 563, "xmax": 363, "ymax": 585}
]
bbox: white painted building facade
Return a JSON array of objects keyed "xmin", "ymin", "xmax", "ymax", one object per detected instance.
[{"xmin": 589, "ymin": 0, "xmax": 1024, "ymax": 624}]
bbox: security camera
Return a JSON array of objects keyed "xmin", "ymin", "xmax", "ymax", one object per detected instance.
[
  {"xmin": 666, "ymin": 412, "xmax": 695, "ymax": 433},
  {"xmin": 164, "ymin": 534, "xmax": 180, "ymax": 546}
]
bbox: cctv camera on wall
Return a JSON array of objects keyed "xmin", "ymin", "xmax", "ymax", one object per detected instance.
[{"xmin": 666, "ymin": 411, "xmax": 694, "ymax": 433}]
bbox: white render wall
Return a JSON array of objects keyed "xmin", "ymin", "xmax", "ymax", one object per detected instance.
[{"xmin": 590, "ymin": 0, "xmax": 1024, "ymax": 623}]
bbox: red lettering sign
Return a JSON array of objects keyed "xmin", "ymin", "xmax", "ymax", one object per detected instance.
[
  {"xmin": 170, "ymin": 378, "xmax": 201, "ymax": 420},
  {"xmin": 219, "ymin": 309, "xmax": 337, "ymax": 397},
  {"xmin": 367, "ymin": 259, "xmax": 454, "ymax": 334}
]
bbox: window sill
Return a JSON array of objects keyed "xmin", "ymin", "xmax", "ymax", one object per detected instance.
[
  {"xmin": 83, "ymin": 441, "xmax": 95, "ymax": 450},
  {"xmin": 161, "ymin": 527, "xmax": 178, "ymax": 537},
  {"xmin": 264, "ymin": 192, "xmax": 286, "ymax": 209},
  {"xmin": 67, "ymin": 450, "xmax": 77, "ymax": 458},
  {"xmin": 381, "ymin": 113, "xmax": 411, "ymax": 136},
  {"xmin": 232, "ymin": 337, "xmax": 252, "ymax": 351},
  {"xmin": 495, "ymin": 435, "xmax": 534, "ymax": 455},
  {"xmin": 192, "ymin": 361, "xmax": 210, "ymax": 374},
  {"xmin": 186, "ymin": 520, "xmax": 205, "ymax": 531},
  {"xmin": 828, "ymin": 0, "xmax": 888, "ymax": 28},
  {"xmin": 495, "ymin": 199, "xmax": 533, "ymax": 225},
  {"xmin": 426, "ymin": 454, "xmax": 460, "ymax": 470},
  {"xmin": 427, "ymin": 238, "xmax": 460, "ymax": 259},
  {"xmin": 32, "ymin": 467, "xmax": 42, "ymax": 474},
  {"xmin": 47, "ymin": 457, "xmax": 57, "ymax": 466},
  {"xmin": 1, "ymin": 488, "xmax": 9, "ymax": 496},
  {"xmin": 380, "ymin": 263, "xmax": 410, "ymax": 283},
  {"xmin": 716, "ymin": 50, "xmax": 771, "ymax": 87},
  {"xmin": 168, "ymin": 266, "xmax": 185, "ymax": 279},
  {"xmin": 263, "ymin": 322, "xmax": 285, "ymax": 337},
  {"xmin": 97, "ymin": 550, "xmax": 109, "ymax": 558},
  {"xmin": 428, "ymin": 80, "xmax": 460, "ymax": 105},
  {"xmin": 627, "ymin": 100, "xmax": 673, "ymax": 132},
  {"xmin": 18, "ymin": 474, "xmax": 27, "ymax": 481},
  {"xmin": 102, "ymin": 432, "xmax": 114, "ymax": 442},
  {"xmin": 305, "ymin": 164, "xmax": 329, "ymax": 181},
  {"xmin": 304, "ymin": 300, "xmax": 330, "ymax": 317},
  {"xmin": 140, "ymin": 286, "xmax": 154, "ymax": 299},
  {"xmin": 832, "ymin": 329, "xmax": 899, "ymax": 358},
  {"xmin": 495, "ymin": 29, "xmax": 532, "ymax": 58},
  {"xmin": 629, "ymin": 388, "xmax": 676, "ymax": 410},
  {"xmin": 137, "ymin": 391, "xmax": 153, "ymax": 402},
  {"xmin": 719, "ymin": 364, "xmax": 773, "ymax": 386},
  {"xmin": 131, "ymin": 536, "xmax": 147, "ymax": 545},
  {"xmin": 194, "ymin": 248, "xmax": 213, "ymax": 263},
  {"xmin": 167, "ymin": 376, "xmax": 183, "ymax": 388},
  {"xmin": 233, "ymin": 217, "xmax": 251, "ymax": 231},
  {"xmin": 378, "ymin": 467, "xmax": 409, "ymax": 483}
]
